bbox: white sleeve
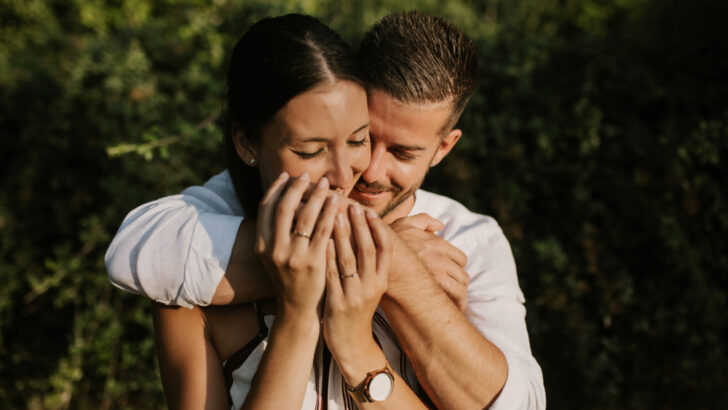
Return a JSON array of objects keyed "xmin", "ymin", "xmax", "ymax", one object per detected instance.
[
  {"xmin": 456, "ymin": 223, "xmax": 547, "ymax": 410},
  {"xmin": 105, "ymin": 171, "xmax": 245, "ymax": 308}
]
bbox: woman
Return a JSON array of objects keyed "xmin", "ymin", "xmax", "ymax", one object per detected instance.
[{"xmin": 152, "ymin": 14, "xmax": 426, "ymax": 409}]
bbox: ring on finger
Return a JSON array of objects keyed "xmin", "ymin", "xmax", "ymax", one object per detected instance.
[
  {"xmin": 293, "ymin": 230, "xmax": 311, "ymax": 239},
  {"xmin": 340, "ymin": 273, "xmax": 358, "ymax": 279}
]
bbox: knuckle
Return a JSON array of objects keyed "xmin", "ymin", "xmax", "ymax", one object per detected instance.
[
  {"xmin": 339, "ymin": 259, "xmax": 355, "ymax": 274},
  {"xmin": 271, "ymin": 250, "xmax": 287, "ymax": 267},
  {"xmin": 254, "ymin": 241, "xmax": 266, "ymax": 256},
  {"xmin": 296, "ymin": 214, "xmax": 312, "ymax": 229},
  {"xmin": 459, "ymin": 288, "xmax": 468, "ymax": 300},
  {"xmin": 363, "ymin": 246, "xmax": 376, "ymax": 261},
  {"xmin": 376, "ymin": 279, "xmax": 388, "ymax": 294},
  {"xmin": 350, "ymin": 295, "xmax": 364, "ymax": 309},
  {"xmin": 319, "ymin": 218, "xmax": 333, "ymax": 232},
  {"xmin": 286, "ymin": 255, "xmax": 306, "ymax": 271},
  {"xmin": 276, "ymin": 201, "xmax": 292, "ymax": 218},
  {"xmin": 362, "ymin": 289, "xmax": 375, "ymax": 303},
  {"xmin": 330, "ymin": 300, "xmax": 346, "ymax": 314}
]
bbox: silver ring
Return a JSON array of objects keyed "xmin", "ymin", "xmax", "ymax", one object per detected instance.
[
  {"xmin": 293, "ymin": 230, "xmax": 311, "ymax": 239},
  {"xmin": 340, "ymin": 273, "xmax": 358, "ymax": 279}
]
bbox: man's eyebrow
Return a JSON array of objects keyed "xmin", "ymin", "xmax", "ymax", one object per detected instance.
[
  {"xmin": 392, "ymin": 144, "xmax": 426, "ymax": 151},
  {"xmin": 295, "ymin": 122, "xmax": 370, "ymax": 143}
]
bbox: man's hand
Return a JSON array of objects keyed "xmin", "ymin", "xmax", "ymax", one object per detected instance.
[{"xmin": 390, "ymin": 213, "xmax": 469, "ymax": 311}]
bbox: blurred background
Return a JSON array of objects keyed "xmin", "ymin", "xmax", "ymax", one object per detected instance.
[{"xmin": 1, "ymin": 0, "xmax": 726, "ymax": 408}]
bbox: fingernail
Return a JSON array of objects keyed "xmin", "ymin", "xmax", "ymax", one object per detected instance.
[
  {"xmin": 336, "ymin": 213, "xmax": 345, "ymax": 226},
  {"xmin": 366, "ymin": 208, "xmax": 377, "ymax": 219},
  {"xmin": 279, "ymin": 171, "xmax": 289, "ymax": 180},
  {"xmin": 329, "ymin": 193, "xmax": 338, "ymax": 204},
  {"xmin": 351, "ymin": 203, "xmax": 362, "ymax": 215},
  {"xmin": 318, "ymin": 177, "xmax": 329, "ymax": 188},
  {"xmin": 300, "ymin": 172, "xmax": 310, "ymax": 181}
]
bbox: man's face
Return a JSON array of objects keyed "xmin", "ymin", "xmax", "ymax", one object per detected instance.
[{"xmin": 348, "ymin": 90, "xmax": 461, "ymax": 223}]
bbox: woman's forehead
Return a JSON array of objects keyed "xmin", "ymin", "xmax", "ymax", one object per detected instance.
[{"xmin": 274, "ymin": 80, "xmax": 369, "ymax": 142}]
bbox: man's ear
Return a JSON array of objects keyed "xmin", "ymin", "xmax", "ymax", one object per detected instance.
[
  {"xmin": 430, "ymin": 128, "xmax": 462, "ymax": 167},
  {"xmin": 232, "ymin": 129, "xmax": 258, "ymax": 166}
]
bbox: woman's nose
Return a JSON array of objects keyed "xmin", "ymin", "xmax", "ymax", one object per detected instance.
[{"xmin": 326, "ymin": 154, "xmax": 353, "ymax": 191}]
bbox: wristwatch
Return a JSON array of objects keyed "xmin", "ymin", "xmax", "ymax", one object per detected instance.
[{"xmin": 345, "ymin": 363, "xmax": 395, "ymax": 402}]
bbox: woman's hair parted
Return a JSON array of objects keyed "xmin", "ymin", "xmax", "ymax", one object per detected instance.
[{"xmin": 225, "ymin": 14, "xmax": 362, "ymax": 217}]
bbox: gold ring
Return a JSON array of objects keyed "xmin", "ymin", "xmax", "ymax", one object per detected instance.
[
  {"xmin": 340, "ymin": 273, "xmax": 358, "ymax": 279},
  {"xmin": 293, "ymin": 230, "xmax": 311, "ymax": 239}
]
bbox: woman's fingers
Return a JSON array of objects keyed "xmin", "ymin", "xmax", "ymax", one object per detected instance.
[
  {"xmin": 349, "ymin": 203, "xmax": 376, "ymax": 279},
  {"xmin": 333, "ymin": 212, "xmax": 359, "ymax": 294},
  {"xmin": 365, "ymin": 208, "xmax": 392, "ymax": 281},
  {"xmin": 310, "ymin": 193, "xmax": 339, "ymax": 254},
  {"xmin": 325, "ymin": 239, "xmax": 344, "ymax": 302},
  {"xmin": 272, "ymin": 173, "xmax": 311, "ymax": 250},
  {"xmin": 291, "ymin": 177, "xmax": 330, "ymax": 250},
  {"xmin": 256, "ymin": 172, "xmax": 290, "ymax": 251}
]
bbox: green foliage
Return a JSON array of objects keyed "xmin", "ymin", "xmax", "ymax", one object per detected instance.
[{"xmin": 1, "ymin": 0, "xmax": 726, "ymax": 408}]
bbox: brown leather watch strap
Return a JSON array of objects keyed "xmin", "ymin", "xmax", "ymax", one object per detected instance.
[{"xmin": 345, "ymin": 363, "xmax": 394, "ymax": 403}]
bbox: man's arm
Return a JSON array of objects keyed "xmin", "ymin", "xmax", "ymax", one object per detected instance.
[
  {"xmin": 381, "ymin": 219, "xmax": 545, "ymax": 409},
  {"xmin": 105, "ymin": 171, "xmax": 272, "ymax": 307},
  {"xmin": 209, "ymin": 219, "xmax": 273, "ymax": 304}
]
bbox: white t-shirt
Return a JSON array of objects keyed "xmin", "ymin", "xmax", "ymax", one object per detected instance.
[{"xmin": 105, "ymin": 170, "xmax": 546, "ymax": 409}]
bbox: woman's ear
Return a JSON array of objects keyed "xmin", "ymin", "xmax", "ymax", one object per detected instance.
[{"xmin": 232, "ymin": 129, "xmax": 258, "ymax": 167}]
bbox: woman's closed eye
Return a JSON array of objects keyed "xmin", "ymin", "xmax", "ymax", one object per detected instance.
[
  {"xmin": 293, "ymin": 148, "xmax": 325, "ymax": 159},
  {"xmin": 348, "ymin": 136, "xmax": 369, "ymax": 147},
  {"xmin": 292, "ymin": 136, "xmax": 368, "ymax": 159}
]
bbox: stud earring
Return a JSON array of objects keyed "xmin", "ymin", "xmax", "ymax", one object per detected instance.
[{"xmin": 249, "ymin": 158, "xmax": 257, "ymax": 166}]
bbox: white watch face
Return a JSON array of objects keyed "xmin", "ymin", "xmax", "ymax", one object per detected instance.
[{"xmin": 368, "ymin": 372, "xmax": 394, "ymax": 401}]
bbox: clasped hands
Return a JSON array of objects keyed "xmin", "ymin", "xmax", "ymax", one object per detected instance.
[
  {"xmin": 254, "ymin": 172, "xmax": 469, "ymax": 356},
  {"xmin": 254, "ymin": 172, "xmax": 389, "ymax": 361}
]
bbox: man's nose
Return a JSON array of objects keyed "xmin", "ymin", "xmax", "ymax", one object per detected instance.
[{"xmin": 361, "ymin": 145, "xmax": 386, "ymax": 184}]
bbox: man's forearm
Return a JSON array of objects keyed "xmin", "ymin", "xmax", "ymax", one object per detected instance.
[
  {"xmin": 381, "ymin": 245, "xmax": 507, "ymax": 409},
  {"xmin": 210, "ymin": 219, "xmax": 275, "ymax": 305}
]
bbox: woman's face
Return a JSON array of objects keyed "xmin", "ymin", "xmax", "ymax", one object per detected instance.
[{"xmin": 242, "ymin": 80, "xmax": 370, "ymax": 195}]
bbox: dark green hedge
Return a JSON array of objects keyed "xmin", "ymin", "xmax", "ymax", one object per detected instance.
[{"xmin": 1, "ymin": 0, "xmax": 725, "ymax": 408}]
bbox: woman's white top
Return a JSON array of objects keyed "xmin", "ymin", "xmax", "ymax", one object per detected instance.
[{"xmin": 225, "ymin": 310, "xmax": 420, "ymax": 410}]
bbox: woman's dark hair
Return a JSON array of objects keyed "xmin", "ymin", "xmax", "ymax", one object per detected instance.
[{"xmin": 225, "ymin": 14, "xmax": 362, "ymax": 217}]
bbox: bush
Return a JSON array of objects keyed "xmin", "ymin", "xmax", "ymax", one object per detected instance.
[{"xmin": 1, "ymin": 0, "xmax": 725, "ymax": 408}]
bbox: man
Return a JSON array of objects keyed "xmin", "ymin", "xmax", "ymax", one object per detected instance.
[{"xmin": 107, "ymin": 12, "xmax": 545, "ymax": 409}]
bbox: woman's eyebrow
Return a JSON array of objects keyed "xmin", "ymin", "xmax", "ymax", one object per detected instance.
[
  {"xmin": 348, "ymin": 122, "xmax": 371, "ymax": 136},
  {"xmin": 295, "ymin": 137, "xmax": 330, "ymax": 143},
  {"xmin": 294, "ymin": 122, "xmax": 370, "ymax": 143}
]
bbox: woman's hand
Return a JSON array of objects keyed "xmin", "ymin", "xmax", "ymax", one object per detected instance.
[
  {"xmin": 322, "ymin": 203, "xmax": 392, "ymax": 381},
  {"xmin": 255, "ymin": 172, "xmax": 339, "ymax": 321}
]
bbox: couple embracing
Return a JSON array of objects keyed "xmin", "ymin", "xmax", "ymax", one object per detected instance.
[{"xmin": 106, "ymin": 11, "xmax": 545, "ymax": 410}]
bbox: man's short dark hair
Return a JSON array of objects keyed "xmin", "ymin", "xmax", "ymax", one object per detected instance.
[{"xmin": 357, "ymin": 11, "xmax": 478, "ymax": 132}]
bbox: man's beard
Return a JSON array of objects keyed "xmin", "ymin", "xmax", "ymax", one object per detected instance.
[{"xmin": 355, "ymin": 176, "xmax": 424, "ymax": 219}]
